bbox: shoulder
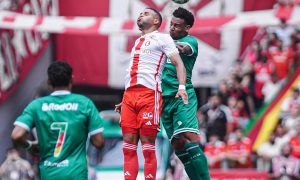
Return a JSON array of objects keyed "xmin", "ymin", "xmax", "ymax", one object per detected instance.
[
  {"xmin": 186, "ymin": 35, "xmax": 198, "ymax": 44},
  {"xmin": 181, "ymin": 35, "xmax": 198, "ymax": 47},
  {"xmin": 154, "ymin": 32, "xmax": 171, "ymax": 38},
  {"xmin": 153, "ymin": 33, "xmax": 173, "ymax": 42}
]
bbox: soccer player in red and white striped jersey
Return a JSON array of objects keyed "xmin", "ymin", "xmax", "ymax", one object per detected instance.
[{"xmin": 115, "ymin": 7, "xmax": 188, "ymax": 180}]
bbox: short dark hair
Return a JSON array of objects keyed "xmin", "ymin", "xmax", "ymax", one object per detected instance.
[
  {"xmin": 173, "ymin": 7, "xmax": 194, "ymax": 27},
  {"xmin": 47, "ymin": 61, "xmax": 72, "ymax": 88},
  {"xmin": 146, "ymin": 7, "xmax": 162, "ymax": 28}
]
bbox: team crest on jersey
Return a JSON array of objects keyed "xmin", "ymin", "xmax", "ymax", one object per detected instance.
[{"xmin": 142, "ymin": 112, "xmax": 153, "ymax": 119}]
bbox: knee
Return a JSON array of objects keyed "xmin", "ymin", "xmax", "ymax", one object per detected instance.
[
  {"xmin": 142, "ymin": 142, "xmax": 156, "ymax": 163},
  {"xmin": 172, "ymin": 138, "xmax": 186, "ymax": 150}
]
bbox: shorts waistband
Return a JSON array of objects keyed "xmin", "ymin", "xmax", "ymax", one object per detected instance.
[{"xmin": 126, "ymin": 85, "xmax": 154, "ymax": 92}]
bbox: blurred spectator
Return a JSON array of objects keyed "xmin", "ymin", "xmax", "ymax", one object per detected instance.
[
  {"xmin": 204, "ymin": 134, "xmax": 226, "ymax": 169},
  {"xmin": 274, "ymin": 124, "xmax": 292, "ymax": 152},
  {"xmin": 227, "ymin": 97, "xmax": 240, "ymax": 132},
  {"xmin": 274, "ymin": 19, "xmax": 295, "ymax": 47},
  {"xmin": 226, "ymin": 128, "xmax": 252, "ymax": 168},
  {"xmin": 280, "ymin": 88, "xmax": 300, "ymax": 119},
  {"xmin": 267, "ymin": 40, "xmax": 293, "ymax": 81},
  {"xmin": 289, "ymin": 30, "xmax": 300, "ymax": 70},
  {"xmin": 0, "ymin": 148, "xmax": 34, "ymax": 180},
  {"xmin": 264, "ymin": 32, "xmax": 281, "ymax": 53},
  {"xmin": 228, "ymin": 75, "xmax": 256, "ymax": 118},
  {"xmin": 282, "ymin": 105, "xmax": 300, "ymax": 134},
  {"xmin": 253, "ymin": 55, "xmax": 274, "ymax": 109},
  {"xmin": 270, "ymin": 143, "xmax": 300, "ymax": 179},
  {"xmin": 240, "ymin": 40, "xmax": 262, "ymax": 73},
  {"xmin": 226, "ymin": 85, "xmax": 251, "ymax": 130},
  {"xmin": 197, "ymin": 93, "xmax": 228, "ymax": 141},
  {"xmin": 289, "ymin": 124, "xmax": 300, "ymax": 158},
  {"xmin": 262, "ymin": 72, "xmax": 285, "ymax": 103},
  {"xmin": 218, "ymin": 80, "xmax": 231, "ymax": 106},
  {"xmin": 256, "ymin": 132, "xmax": 281, "ymax": 172},
  {"xmin": 236, "ymin": 98, "xmax": 251, "ymax": 129}
]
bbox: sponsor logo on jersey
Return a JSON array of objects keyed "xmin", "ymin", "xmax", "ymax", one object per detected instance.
[
  {"xmin": 143, "ymin": 112, "xmax": 153, "ymax": 119},
  {"xmin": 42, "ymin": 103, "xmax": 78, "ymax": 111},
  {"xmin": 44, "ymin": 160, "xmax": 69, "ymax": 167},
  {"xmin": 167, "ymin": 58, "xmax": 172, "ymax": 63},
  {"xmin": 134, "ymin": 49, "xmax": 151, "ymax": 54}
]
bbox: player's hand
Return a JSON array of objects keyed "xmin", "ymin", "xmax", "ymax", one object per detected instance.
[
  {"xmin": 175, "ymin": 42, "xmax": 185, "ymax": 53},
  {"xmin": 114, "ymin": 102, "xmax": 122, "ymax": 113},
  {"xmin": 175, "ymin": 89, "xmax": 188, "ymax": 105},
  {"xmin": 175, "ymin": 42, "xmax": 191, "ymax": 55},
  {"xmin": 28, "ymin": 140, "xmax": 39, "ymax": 156}
]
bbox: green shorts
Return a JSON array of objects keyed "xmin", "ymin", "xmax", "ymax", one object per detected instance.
[{"xmin": 161, "ymin": 90, "xmax": 199, "ymax": 141}]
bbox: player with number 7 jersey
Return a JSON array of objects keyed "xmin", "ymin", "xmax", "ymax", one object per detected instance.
[{"xmin": 11, "ymin": 61, "xmax": 104, "ymax": 180}]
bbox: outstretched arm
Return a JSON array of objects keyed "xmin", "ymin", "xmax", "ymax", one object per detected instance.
[{"xmin": 168, "ymin": 53, "xmax": 188, "ymax": 104}]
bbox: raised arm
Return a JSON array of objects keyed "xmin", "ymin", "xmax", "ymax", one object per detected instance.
[{"xmin": 168, "ymin": 53, "xmax": 188, "ymax": 104}]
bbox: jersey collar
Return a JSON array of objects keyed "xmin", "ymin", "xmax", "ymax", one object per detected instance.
[
  {"xmin": 142, "ymin": 30, "xmax": 158, "ymax": 37},
  {"xmin": 51, "ymin": 90, "xmax": 71, "ymax": 96}
]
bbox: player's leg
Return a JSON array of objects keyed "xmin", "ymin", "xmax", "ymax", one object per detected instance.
[
  {"xmin": 161, "ymin": 96, "xmax": 199, "ymax": 179},
  {"xmin": 122, "ymin": 129, "xmax": 139, "ymax": 180},
  {"xmin": 172, "ymin": 92, "xmax": 210, "ymax": 180},
  {"xmin": 183, "ymin": 133, "xmax": 210, "ymax": 180},
  {"xmin": 140, "ymin": 130, "xmax": 158, "ymax": 180},
  {"xmin": 120, "ymin": 89, "xmax": 140, "ymax": 180},
  {"xmin": 136, "ymin": 87, "xmax": 161, "ymax": 179}
]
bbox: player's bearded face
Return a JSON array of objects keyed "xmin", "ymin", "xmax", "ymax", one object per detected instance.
[{"xmin": 137, "ymin": 10, "xmax": 155, "ymax": 29}]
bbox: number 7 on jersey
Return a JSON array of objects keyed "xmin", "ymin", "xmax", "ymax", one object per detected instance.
[{"xmin": 51, "ymin": 122, "xmax": 68, "ymax": 157}]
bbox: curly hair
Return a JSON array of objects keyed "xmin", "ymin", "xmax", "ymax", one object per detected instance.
[
  {"xmin": 47, "ymin": 61, "xmax": 72, "ymax": 88},
  {"xmin": 173, "ymin": 7, "xmax": 194, "ymax": 27}
]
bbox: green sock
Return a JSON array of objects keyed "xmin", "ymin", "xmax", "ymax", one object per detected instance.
[
  {"xmin": 175, "ymin": 150, "xmax": 200, "ymax": 180},
  {"xmin": 185, "ymin": 142, "xmax": 210, "ymax": 180}
]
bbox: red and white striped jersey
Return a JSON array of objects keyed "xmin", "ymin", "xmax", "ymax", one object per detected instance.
[{"xmin": 125, "ymin": 31, "xmax": 179, "ymax": 92}]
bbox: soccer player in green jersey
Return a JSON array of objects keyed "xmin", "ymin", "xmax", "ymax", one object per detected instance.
[
  {"xmin": 161, "ymin": 7, "xmax": 210, "ymax": 180},
  {"xmin": 11, "ymin": 61, "xmax": 104, "ymax": 180}
]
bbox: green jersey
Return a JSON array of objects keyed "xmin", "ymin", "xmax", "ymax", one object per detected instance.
[
  {"xmin": 14, "ymin": 91, "xmax": 103, "ymax": 180},
  {"xmin": 162, "ymin": 35, "xmax": 198, "ymax": 97}
]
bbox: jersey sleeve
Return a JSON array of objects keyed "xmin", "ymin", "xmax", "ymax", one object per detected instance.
[
  {"xmin": 159, "ymin": 34, "xmax": 179, "ymax": 57},
  {"xmin": 14, "ymin": 102, "xmax": 35, "ymax": 131},
  {"xmin": 87, "ymin": 100, "xmax": 104, "ymax": 136}
]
